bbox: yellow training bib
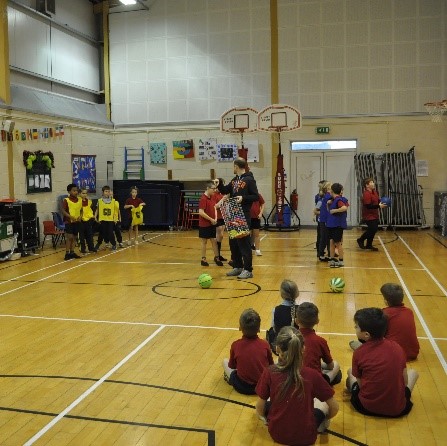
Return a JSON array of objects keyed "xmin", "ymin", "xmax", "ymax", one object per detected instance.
[{"xmin": 131, "ymin": 205, "xmax": 144, "ymax": 226}]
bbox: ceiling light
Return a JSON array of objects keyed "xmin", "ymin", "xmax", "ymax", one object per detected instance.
[{"xmin": 119, "ymin": 0, "xmax": 137, "ymax": 5}]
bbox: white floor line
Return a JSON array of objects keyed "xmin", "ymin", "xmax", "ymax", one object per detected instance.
[
  {"xmin": 398, "ymin": 235, "xmax": 447, "ymax": 297},
  {"xmin": 2, "ymin": 313, "xmax": 446, "ymax": 341},
  {"xmin": 0, "ymin": 250, "xmax": 117, "ymax": 298},
  {"xmin": 0, "ymin": 261, "xmax": 68, "ymax": 286},
  {"xmin": 379, "ymin": 236, "xmax": 447, "ymax": 374},
  {"xmin": 0, "ymin": 234, "xmax": 164, "ymax": 298},
  {"xmin": 23, "ymin": 325, "xmax": 166, "ymax": 446}
]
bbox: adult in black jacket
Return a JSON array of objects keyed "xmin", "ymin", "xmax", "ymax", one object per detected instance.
[{"xmin": 216, "ymin": 158, "xmax": 259, "ymax": 279}]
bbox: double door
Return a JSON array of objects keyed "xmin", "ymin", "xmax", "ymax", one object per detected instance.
[{"xmin": 290, "ymin": 150, "xmax": 357, "ymax": 226}]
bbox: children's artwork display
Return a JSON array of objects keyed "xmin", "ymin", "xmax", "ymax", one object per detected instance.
[
  {"xmin": 150, "ymin": 142, "xmax": 167, "ymax": 164},
  {"xmin": 72, "ymin": 155, "xmax": 96, "ymax": 193},
  {"xmin": 217, "ymin": 143, "xmax": 238, "ymax": 162},
  {"xmin": 198, "ymin": 138, "xmax": 218, "ymax": 160},
  {"xmin": 23, "ymin": 150, "xmax": 54, "ymax": 193},
  {"xmin": 173, "ymin": 139, "xmax": 194, "ymax": 159}
]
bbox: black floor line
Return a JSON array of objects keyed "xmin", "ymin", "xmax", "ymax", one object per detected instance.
[
  {"xmin": 0, "ymin": 374, "xmax": 366, "ymax": 445},
  {"xmin": 0, "ymin": 406, "xmax": 216, "ymax": 445},
  {"xmin": 427, "ymin": 232, "xmax": 447, "ymax": 248}
]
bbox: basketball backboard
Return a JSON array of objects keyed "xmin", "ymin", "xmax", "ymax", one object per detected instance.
[
  {"xmin": 220, "ymin": 107, "xmax": 258, "ymax": 133},
  {"xmin": 258, "ymin": 104, "xmax": 301, "ymax": 132}
]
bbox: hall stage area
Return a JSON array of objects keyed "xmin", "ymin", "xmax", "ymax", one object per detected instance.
[{"xmin": 0, "ymin": 227, "xmax": 446, "ymax": 446}]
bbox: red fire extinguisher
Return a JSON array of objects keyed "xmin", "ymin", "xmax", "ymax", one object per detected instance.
[{"xmin": 290, "ymin": 189, "xmax": 298, "ymax": 211}]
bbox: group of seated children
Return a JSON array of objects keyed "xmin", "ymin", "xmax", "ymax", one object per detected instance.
[
  {"xmin": 222, "ymin": 279, "xmax": 419, "ymax": 446},
  {"xmin": 61, "ymin": 184, "xmax": 146, "ymax": 260}
]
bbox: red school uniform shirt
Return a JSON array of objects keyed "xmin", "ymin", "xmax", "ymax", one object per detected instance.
[
  {"xmin": 250, "ymin": 193, "xmax": 265, "ymax": 219},
  {"xmin": 198, "ymin": 193, "xmax": 216, "ymax": 227},
  {"xmin": 299, "ymin": 327, "xmax": 333, "ymax": 372},
  {"xmin": 256, "ymin": 366, "xmax": 334, "ymax": 446},
  {"xmin": 228, "ymin": 335, "xmax": 274, "ymax": 385},
  {"xmin": 383, "ymin": 305, "xmax": 419, "ymax": 361},
  {"xmin": 352, "ymin": 338, "xmax": 407, "ymax": 416},
  {"xmin": 213, "ymin": 191, "xmax": 224, "ymax": 220},
  {"xmin": 125, "ymin": 197, "xmax": 144, "ymax": 215},
  {"xmin": 362, "ymin": 188, "xmax": 380, "ymax": 221}
]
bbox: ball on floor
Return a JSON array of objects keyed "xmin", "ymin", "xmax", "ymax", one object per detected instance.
[
  {"xmin": 329, "ymin": 277, "xmax": 345, "ymax": 293},
  {"xmin": 198, "ymin": 273, "xmax": 213, "ymax": 288}
]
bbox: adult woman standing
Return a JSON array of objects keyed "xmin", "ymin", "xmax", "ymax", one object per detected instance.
[{"xmin": 357, "ymin": 178, "xmax": 387, "ymax": 251}]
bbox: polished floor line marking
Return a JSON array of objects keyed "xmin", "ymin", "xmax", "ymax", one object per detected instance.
[
  {"xmin": 88, "ymin": 259, "xmax": 410, "ymax": 270},
  {"xmin": 380, "ymin": 236, "xmax": 447, "ymax": 374},
  {"xmin": 0, "ymin": 234, "xmax": 163, "ymax": 298},
  {"xmin": 398, "ymin": 235, "xmax": 447, "ymax": 297},
  {"xmin": 23, "ymin": 325, "xmax": 166, "ymax": 446},
  {"xmin": 1, "ymin": 313, "xmax": 445, "ymax": 340}
]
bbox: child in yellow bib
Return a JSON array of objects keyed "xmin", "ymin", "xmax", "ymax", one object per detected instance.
[
  {"xmin": 94, "ymin": 185, "xmax": 117, "ymax": 251},
  {"xmin": 79, "ymin": 188, "xmax": 97, "ymax": 254},
  {"xmin": 124, "ymin": 186, "xmax": 146, "ymax": 245},
  {"xmin": 111, "ymin": 189, "xmax": 124, "ymax": 248},
  {"xmin": 61, "ymin": 183, "xmax": 82, "ymax": 260}
]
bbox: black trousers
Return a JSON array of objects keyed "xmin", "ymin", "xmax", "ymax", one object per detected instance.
[
  {"xmin": 359, "ymin": 219, "xmax": 379, "ymax": 247},
  {"xmin": 79, "ymin": 219, "xmax": 95, "ymax": 252},
  {"xmin": 229, "ymin": 235, "xmax": 253, "ymax": 272},
  {"xmin": 113, "ymin": 222, "xmax": 123, "ymax": 244},
  {"xmin": 97, "ymin": 221, "xmax": 116, "ymax": 246},
  {"xmin": 318, "ymin": 223, "xmax": 330, "ymax": 257}
]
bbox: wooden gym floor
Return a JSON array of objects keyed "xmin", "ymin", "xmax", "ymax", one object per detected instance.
[{"xmin": 0, "ymin": 227, "xmax": 446, "ymax": 446}]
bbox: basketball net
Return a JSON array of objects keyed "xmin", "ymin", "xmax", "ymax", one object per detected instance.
[
  {"xmin": 424, "ymin": 100, "xmax": 447, "ymax": 123},
  {"xmin": 237, "ymin": 131, "xmax": 249, "ymax": 170}
]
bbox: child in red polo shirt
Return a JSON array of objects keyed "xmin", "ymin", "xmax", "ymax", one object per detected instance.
[
  {"xmin": 296, "ymin": 302, "xmax": 342, "ymax": 385},
  {"xmin": 346, "ymin": 307, "xmax": 419, "ymax": 417},
  {"xmin": 223, "ymin": 308, "xmax": 274, "ymax": 395},
  {"xmin": 255, "ymin": 326, "xmax": 339, "ymax": 445},
  {"xmin": 198, "ymin": 181, "xmax": 223, "ymax": 267},
  {"xmin": 381, "ymin": 283, "xmax": 419, "ymax": 361},
  {"xmin": 349, "ymin": 283, "xmax": 420, "ymax": 361}
]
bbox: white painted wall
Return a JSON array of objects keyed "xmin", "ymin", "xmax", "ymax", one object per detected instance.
[
  {"xmin": 8, "ymin": 0, "xmax": 100, "ymax": 92},
  {"xmin": 1, "ymin": 112, "xmax": 446, "ymax": 242},
  {"xmin": 110, "ymin": 0, "xmax": 271, "ymax": 124}
]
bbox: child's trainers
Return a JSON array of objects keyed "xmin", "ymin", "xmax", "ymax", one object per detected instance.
[
  {"xmin": 201, "ymin": 258, "xmax": 209, "ymax": 266},
  {"xmin": 255, "ymin": 249, "xmax": 262, "ymax": 256},
  {"xmin": 111, "ymin": 245, "xmax": 117, "ymax": 251},
  {"xmin": 118, "ymin": 242, "xmax": 124, "ymax": 248},
  {"xmin": 214, "ymin": 256, "xmax": 224, "ymax": 266},
  {"xmin": 64, "ymin": 253, "xmax": 72, "ymax": 261},
  {"xmin": 329, "ymin": 260, "xmax": 338, "ymax": 268},
  {"xmin": 317, "ymin": 417, "xmax": 330, "ymax": 433}
]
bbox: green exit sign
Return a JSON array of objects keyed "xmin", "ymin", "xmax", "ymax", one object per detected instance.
[{"xmin": 315, "ymin": 126, "xmax": 330, "ymax": 134}]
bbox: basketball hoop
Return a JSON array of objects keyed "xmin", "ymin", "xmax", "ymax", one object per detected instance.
[
  {"xmin": 424, "ymin": 101, "xmax": 447, "ymax": 123},
  {"xmin": 220, "ymin": 107, "xmax": 258, "ymax": 166},
  {"xmin": 220, "ymin": 107, "xmax": 258, "ymax": 133},
  {"xmin": 258, "ymin": 104, "xmax": 302, "ymax": 231}
]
